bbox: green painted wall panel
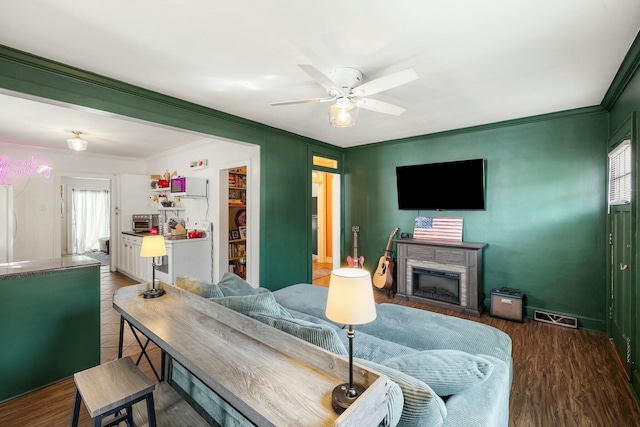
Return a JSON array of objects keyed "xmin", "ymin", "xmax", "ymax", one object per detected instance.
[
  {"xmin": 345, "ymin": 112, "xmax": 608, "ymax": 331},
  {"xmin": 260, "ymin": 133, "xmax": 311, "ymax": 289},
  {"xmin": 0, "ymin": 266, "xmax": 100, "ymax": 402}
]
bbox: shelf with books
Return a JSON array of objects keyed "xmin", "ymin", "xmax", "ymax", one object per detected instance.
[{"xmin": 228, "ymin": 167, "xmax": 248, "ymax": 279}]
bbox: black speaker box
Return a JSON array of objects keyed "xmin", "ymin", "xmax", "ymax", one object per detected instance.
[{"xmin": 490, "ymin": 288, "xmax": 524, "ymax": 322}]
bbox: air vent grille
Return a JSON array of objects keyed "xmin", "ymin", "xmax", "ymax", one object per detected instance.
[{"xmin": 533, "ymin": 310, "xmax": 578, "ymax": 329}]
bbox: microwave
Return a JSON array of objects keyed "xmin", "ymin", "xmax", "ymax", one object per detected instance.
[
  {"xmin": 132, "ymin": 214, "xmax": 159, "ymax": 232},
  {"xmin": 170, "ymin": 177, "xmax": 208, "ymax": 198}
]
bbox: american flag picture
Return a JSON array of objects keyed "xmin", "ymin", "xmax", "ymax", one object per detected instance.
[{"xmin": 413, "ymin": 217, "xmax": 464, "ymax": 242}]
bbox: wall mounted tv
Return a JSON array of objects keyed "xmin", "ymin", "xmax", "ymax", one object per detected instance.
[{"xmin": 396, "ymin": 158, "xmax": 485, "ymax": 210}]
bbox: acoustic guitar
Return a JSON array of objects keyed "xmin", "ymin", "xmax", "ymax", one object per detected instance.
[
  {"xmin": 346, "ymin": 225, "xmax": 364, "ymax": 268},
  {"xmin": 373, "ymin": 227, "xmax": 399, "ymax": 289}
]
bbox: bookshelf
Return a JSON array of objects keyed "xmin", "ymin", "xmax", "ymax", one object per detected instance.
[{"xmin": 228, "ymin": 167, "xmax": 247, "ymax": 279}]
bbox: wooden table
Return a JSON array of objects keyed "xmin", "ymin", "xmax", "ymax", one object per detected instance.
[{"xmin": 113, "ymin": 283, "xmax": 388, "ymax": 427}]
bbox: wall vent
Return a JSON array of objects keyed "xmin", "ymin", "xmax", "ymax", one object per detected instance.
[{"xmin": 533, "ymin": 310, "xmax": 578, "ymax": 329}]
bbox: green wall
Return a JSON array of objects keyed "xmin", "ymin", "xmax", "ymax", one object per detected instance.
[
  {"xmin": 0, "ymin": 266, "xmax": 101, "ymax": 402},
  {"xmin": 344, "ymin": 110, "xmax": 609, "ymax": 331},
  {"xmin": 0, "ymin": 45, "xmax": 341, "ymax": 290}
]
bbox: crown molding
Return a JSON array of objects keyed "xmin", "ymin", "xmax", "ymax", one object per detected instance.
[
  {"xmin": 601, "ymin": 30, "xmax": 640, "ymax": 110},
  {"xmin": 347, "ymin": 105, "xmax": 606, "ymax": 151}
]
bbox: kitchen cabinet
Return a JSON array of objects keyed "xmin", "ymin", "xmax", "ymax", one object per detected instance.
[
  {"xmin": 119, "ymin": 233, "xmax": 152, "ymax": 282},
  {"xmin": 228, "ymin": 168, "xmax": 247, "ymax": 279}
]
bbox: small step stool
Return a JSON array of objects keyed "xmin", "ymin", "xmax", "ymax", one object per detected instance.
[{"xmin": 71, "ymin": 356, "xmax": 157, "ymax": 427}]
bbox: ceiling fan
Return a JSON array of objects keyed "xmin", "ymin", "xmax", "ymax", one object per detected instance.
[{"xmin": 270, "ymin": 64, "xmax": 419, "ymax": 127}]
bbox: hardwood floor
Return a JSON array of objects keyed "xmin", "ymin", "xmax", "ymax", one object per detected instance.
[
  {"xmin": 312, "ymin": 261, "xmax": 332, "ymax": 286},
  {"xmin": 1, "ymin": 267, "xmax": 639, "ymax": 426}
]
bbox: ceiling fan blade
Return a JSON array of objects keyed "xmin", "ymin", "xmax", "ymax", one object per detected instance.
[
  {"xmin": 270, "ymin": 96, "xmax": 335, "ymax": 106},
  {"xmin": 298, "ymin": 64, "xmax": 338, "ymax": 91},
  {"xmin": 353, "ymin": 68, "xmax": 419, "ymax": 97},
  {"xmin": 356, "ymin": 98, "xmax": 406, "ymax": 116}
]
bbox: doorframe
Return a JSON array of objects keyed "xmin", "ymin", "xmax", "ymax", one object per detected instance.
[
  {"xmin": 312, "ymin": 170, "xmax": 340, "ymax": 267},
  {"xmin": 309, "ymin": 150, "xmax": 343, "ymax": 282},
  {"xmin": 53, "ymin": 171, "xmax": 115, "ymax": 270},
  {"xmin": 216, "ymin": 156, "xmax": 260, "ymax": 286},
  {"xmin": 606, "ymin": 112, "xmax": 638, "ymax": 382}
]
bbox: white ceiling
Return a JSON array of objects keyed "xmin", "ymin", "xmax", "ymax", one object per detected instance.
[{"xmin": 0, "ymin": 0, "xmax": 639, "ymax": 157}]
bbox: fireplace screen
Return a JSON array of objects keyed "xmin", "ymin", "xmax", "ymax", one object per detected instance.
[{"xmin": 412, "ymin": 268, "xmax": 460, "ymax": 305}]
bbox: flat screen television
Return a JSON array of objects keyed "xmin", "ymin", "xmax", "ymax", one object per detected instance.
[{"xmin": 396, "ymin": 158, "xmax": 485, "ymax": 210}]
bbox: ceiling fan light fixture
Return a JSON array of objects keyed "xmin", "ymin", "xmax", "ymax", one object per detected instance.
[
  {"xmin": 329, "ymin": 98, "xmax": 358, "ymax": 128},
  {"xmin": 67, "ymin": 131, "xmax": 88, "ymax": 151}
]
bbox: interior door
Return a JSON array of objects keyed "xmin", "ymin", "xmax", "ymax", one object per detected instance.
[
  {"xmin": 611, "ymin": 204, "xmax": 632, "ymax": 376},
  {"xmin": 608, "ymin": 130, "xmax": 633, "ymax": 378}
]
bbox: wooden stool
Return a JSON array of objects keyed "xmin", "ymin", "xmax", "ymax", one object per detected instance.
[{"xmin": 70, "ymin": 356, "xmax": 156, "ymax": 427}]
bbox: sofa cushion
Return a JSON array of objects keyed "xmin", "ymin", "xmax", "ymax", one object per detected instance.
[
  {"xmin": 176, "ymin": 276, "xmax": 224, "ymax": 298},
  {"xmin": 340, "ymin": 330, "xmax": 418, "ymax": 364},
  {"xmin": 357, "ymin": 303, "xmax": 512, "ymax": 365},
  {"xmin": 211, "ymin": 292, "xmax": 291, "ymax": 318},
  {"xmin": 355, "ymin": 358, "xmax": 447, "ymax": 427},
  {"xmin": 442, "ymin": 355, "xmax": 510, "ymax": 427},
  {"xmin": 217, "ymin": 272, "xmax": 261, "ymax": 296},
  {"xmin": 285, "ymin": 308, "xmax": 343, "ymax": 330},
  {"xmin": 384, "ymin": 350, "xmax": 494, "ymax": 397},
  {"xmin": 272, "ymin": 283, "xmax": 343, "ymax": 327},
  {"xmin": 249, "ymin": 312, "xmax": 348, "ymax": 356}
]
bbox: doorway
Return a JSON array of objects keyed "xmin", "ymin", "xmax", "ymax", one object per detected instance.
[
  {"xmin": 311, "ymin": 168, "xmax": 340, "ymax": 286},
  {"xmin": 608, "ymin": 119, "xmax": 634, "ymax": 379},
  {"xmin": 61, "ymin": 177, "xmax": 111, "ymax": 264}
]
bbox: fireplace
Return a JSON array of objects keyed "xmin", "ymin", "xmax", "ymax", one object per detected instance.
[
  {"xmin": 394, "ymin": 239, "xmax": 486, "ymax": 317},
  {"xmin": 412, "ymin": 268, "xmax": 460, "ymax": 305}
]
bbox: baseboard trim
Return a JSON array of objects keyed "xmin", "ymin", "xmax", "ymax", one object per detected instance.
[{"xmin": 482, "ymin": 297, "xmax": 606, "ymax": 333}]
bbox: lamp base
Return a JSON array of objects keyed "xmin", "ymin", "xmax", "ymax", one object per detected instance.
[
  {"xmin": 142, "ymin": 288, "xmax": 165, "ymax": 299},
  {"xmin": 331, "ymin": 383, "xmax": 365, "ymax": 414}
]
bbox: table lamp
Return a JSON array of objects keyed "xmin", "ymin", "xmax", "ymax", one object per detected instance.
[
  {"xmin": 325, "ymin": 268, "xmax": 377, "ymax": 414},
  {"xmin": 140, "ymin": 235, "xmax": 166, "ymax": 299}
]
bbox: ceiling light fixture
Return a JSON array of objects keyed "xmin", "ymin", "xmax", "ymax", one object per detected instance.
[
  {"xmin": 329, "ymin": 98, "xmax": 358, "ymax": 128},
  {"xmin": 67, "ymin": 131, "xmax": 88, "ymax": 151}
]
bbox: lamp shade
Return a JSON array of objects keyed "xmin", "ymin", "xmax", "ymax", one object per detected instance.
[
  {"xmin": 325, "ymin": 268, "xmax": 377, "ymax": 325},
  {"xmin": 140, "ymin": 235, "xmax": 167, "ymax": 257}
]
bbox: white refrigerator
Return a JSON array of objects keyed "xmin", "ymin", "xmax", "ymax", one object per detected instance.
[{"xmin": 0, "ymin": 185, "xmax": 14, "ymax": 263}]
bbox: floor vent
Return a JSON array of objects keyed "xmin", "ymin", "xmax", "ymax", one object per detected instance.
[{"xmin": 533, "ymin": 310, "xmax": 578, "ymax": 329}]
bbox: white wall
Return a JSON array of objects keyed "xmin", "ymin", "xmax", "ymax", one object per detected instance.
[
  {"xmin": 144, "ymin": 137, "xmax": 261, "ymax": 284},
  {"xmin": 0, "ymin": 142, "xmax": 145, "ymax": 261}
]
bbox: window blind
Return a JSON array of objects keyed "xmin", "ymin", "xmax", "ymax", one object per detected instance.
[{"xmin": 608, "ymin": 140, "xmax": 631, "ymax": 205}]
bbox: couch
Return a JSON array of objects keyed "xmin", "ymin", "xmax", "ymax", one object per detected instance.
[{"xmin": 170, "ymin": 274, "xmax": 513, "ymax": 427}]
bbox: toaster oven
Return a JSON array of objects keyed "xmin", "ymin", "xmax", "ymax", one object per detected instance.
[{"xmin": 132, "ymin": 214, "xmax": 160, "ymax": 233}]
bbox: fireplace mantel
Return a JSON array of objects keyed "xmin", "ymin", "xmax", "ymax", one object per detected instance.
[{"xmin": 394, "ymin": 239, "xmax": 487, "ymax": 317}]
